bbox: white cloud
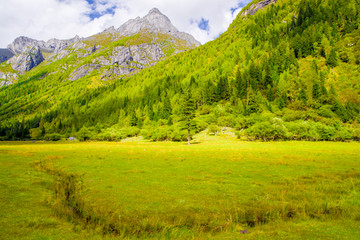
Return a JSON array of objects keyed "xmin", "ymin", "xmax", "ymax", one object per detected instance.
[{"xmin": 0, "ymin": 0, "xmax": 251, "ymax": 47}]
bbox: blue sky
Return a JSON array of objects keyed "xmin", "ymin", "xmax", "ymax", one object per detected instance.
[
  {"xmin": 0, "ymin": 0, "xmax": 252, "ymax": 47},
  {"xmin": 198, "ymin": 18, "xmax": 210, "ymax": 32}
]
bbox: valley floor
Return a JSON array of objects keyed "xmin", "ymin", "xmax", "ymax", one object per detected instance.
[{"xmin": 1, "ymin": 136, "xmax": 360, "ymax": 239}]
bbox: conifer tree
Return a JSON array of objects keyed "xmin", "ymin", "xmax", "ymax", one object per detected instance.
[
  {"xmin": 312, "ymin": 82, "xmax": 321, "ymax": 100},
  {"xmin": 162, "ymin": 95, "xmax": 172, "ymax": 119},
  {"xmin": 245, "ymin": 87, "xmax": 260, "ymax": 115},
  {"xmin": 235, "ymin": 70, "xmax": 247, "ymax": 99},
  {"xmin": 130, "ymin": 110, "xmax": 138, "ymax": 126},
  {"xmin": 326, "ymin": 48, "xmax": 338, "ymax": 68},
  {"xmin": 202, "ymin": 81, "xmax": 212, "ymax": 105},
  {"xmin": 298, "ymin": 88, "xmax": 308, "ymax": 103},
  {"xmin": 179, "ymin": 88, "xmax": 197, "ymax": 145},
  {"xmin": 216, "ymin": 76, "xmax": 229, "ymax": 101}
]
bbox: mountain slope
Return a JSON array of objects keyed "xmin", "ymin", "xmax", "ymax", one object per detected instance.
[
  {"xmin": 1, "ymin": 0, "xmax": 360, "ymax": 141},
  {"xmin": 0, "ymin": 8, "xmax": 200, "ymax": 85}
]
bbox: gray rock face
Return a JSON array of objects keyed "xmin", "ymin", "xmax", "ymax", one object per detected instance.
[
  {"xmin": 76, "ymin": 43, "xmax": 165, "ymax": 81},
  {"xmin": 69, "ymin": 64, "xmax": 102, "ymax": 81},
  {"xmin": 5, "ymin": 36, "xmax": 83, "ymax": 73},
  {"xmin": 241, "ymin": 0, "xmax": 277, "ymax": 17},
  {"xmin": 8, "ymin": 35, "xmax": 82, "ymax": 55},
  {"xmin": 0, "ymin": 49, "xmax": 15, "ymax": 63},
  {"xmin": 8, "ymin": 46, "xmax": 44, "ymax": 72},
  {"xmin": 117, "ymin": 8, "xmax": 200, "ymax": 47},
  {"xmin": 111, "ymin": 43, "xmax": 164, "ymax": 67},
  {"xmin": 7, "ymin": 36, "xmax": 39, "ymax": 54},
  {"xmin": 0, "ymin": 72, "xmax": 18, "ymax": 87},
  {"xmin": 103, "ymin": 26, "xmax": 116, "ymax": 34}
]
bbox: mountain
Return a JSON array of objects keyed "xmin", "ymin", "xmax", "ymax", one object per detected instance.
[
  {"xmin": 7, "ymin": 35, "xmax": 81, "ymax": 55},
  {"xmin": 117, "ymin": 8, "xmax": 199, "ymax": 47},
  {"xmin": 0, "ymin": 8, "xmax": 200, "ymax": 83},
  {"xmin": 0, "ymin": 0, "xmax": 360, "ymax": 142},
  {"xmin": 0, "ymin": 48, "xmax": 14, "ymax": 63}
]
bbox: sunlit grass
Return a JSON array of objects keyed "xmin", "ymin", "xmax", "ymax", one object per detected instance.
[{"xmin": 1, "ymin": 137, "xmax": 360, "ymax": 239}]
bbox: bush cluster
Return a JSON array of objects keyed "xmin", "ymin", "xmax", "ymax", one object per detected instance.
[
  {"xmin": 239, "ymin": 118, "xmax": 357, "ymax": 141},
  {"xmin": 141, "ymin": 125, "xmax": 188, "ymax": 142}
]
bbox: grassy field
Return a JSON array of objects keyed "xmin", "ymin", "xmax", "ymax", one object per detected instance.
[{"xmin": 1, "ymin": 134, "xmax": 360, "ymax": 239}]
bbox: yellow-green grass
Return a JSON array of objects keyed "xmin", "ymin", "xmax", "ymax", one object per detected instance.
[{"xmin": 1, "ymin": 136, "xmax": 360, "ymax": 239}]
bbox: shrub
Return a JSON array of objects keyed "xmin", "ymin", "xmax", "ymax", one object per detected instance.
[
  {"xmin": 121, "ymin": 127, "xmax": 140, "ymax": 137},
  {"xmin": 170, "ymin": 128, "xmax": 188, "ymax": 141},
  {"xmin": 334, "ymin": 127, "xmax": 353, "ymax": 141},
  {"xmin": 44, "ymin": 133, "xmax": 62, "ymax": 141},
  {"xmin": 244, "ymin": 119, "xmax": 288, "ymax": 141},
  {"xmin": 282, "ymin": 109, "xmax": 305, "ymax": 121},
  {"xmin": 142, "ymin": 125, "xmax": 187, "ymax": 142},
  {"xmin": 93, "ymin": 132, "xmax": 122, "ymax": 141},
  {"xmin": 198, "ymin": 105, "xmax": 213, "ymax": 115},
  {"xmin": 76, "ymin": 126, "xmax": 92, "ymax": 141},
  {"xmin": 150, "ymin": 127, "xmax": 170, "ymax": 141},
  {"xmin": 352, "ymin": 128, "xmax": 360, "ymax": 141},
  {"xmin": 285, "ymin": 121, "xmax": 318, "ymax": 140},
  {"xmin": 217, "ymin": 116, "xmax": 234, "ymax": 127},
  {"xmin": 29, "ymin": 127, "xmax": 43, "ymax": 140},
  {"xmin": 318, "ymin": 105, "xmax": 335, "ymax": 118},
  {"xmin": 196, "ymin": 119, "xmax": 209, "ymax": 132},
  {"xmin": 94, "ymin": 126, "xmax": 140, "ymax": 141},
  {"xmin": 208, "ymin": 124, "xmax": 220, "ymax": 135},
  {"xmin": 315, "ymin": 123, "xmax": 336, "ymax": 141}
]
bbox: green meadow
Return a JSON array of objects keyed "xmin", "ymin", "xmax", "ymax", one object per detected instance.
[{"xmin": 1, "ymin": 135, "xmax": 360, "ymax": 239}]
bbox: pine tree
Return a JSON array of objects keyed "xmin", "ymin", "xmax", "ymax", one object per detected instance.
[
  {"xmin": 216, "ymin": 76, "xmax": 229, "ymax": 101},
  {"xmin": 179, "ymin": 88, "xmax": 197, "ymax": 145},
  {"xmin": 162, "ymin": 95, "xmax": 172, "ymax": 119},
  {"xmin": 312, "ymin": 82, "xmax": 321, "ymax": 100},
  {"xmin": 326, "ymin": 48, "xmax": 338, "ymax": 68},
  {"xmin": 202, "ymin": 81, "xmax": 212, "ymax": 105},
  {"xmin": 20, "ymin": 116, "xmax": 25, "ymax": 140},
  {"xmin": 235, "ymin": 70, "xmax": 247, "ymax": 99},
  {"xmin": 147, "ymin": 104, "xmax": 154, "ymax": 120},
  {"xmin": 245, "ymin": 87, "xmax": 260, "ymax": 115},
  {"xmin": 321, "ymin": 82, "xmax": 328, "ymax": 96},
  {"xmin": 129, "ymin": 110, "xmax": 138, "ymax": 127},
  {"xmin": 330, "ymin": 83, "xmax": 337, "ymax": 96},
  {"xmin": 298, "ymin": 88, "xmax": 308, "ymax": 103}
]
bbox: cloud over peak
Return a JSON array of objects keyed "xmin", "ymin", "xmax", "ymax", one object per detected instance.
[{"xmin": 0, "ymin": 0, "xmax": 251, "ymax": 47}]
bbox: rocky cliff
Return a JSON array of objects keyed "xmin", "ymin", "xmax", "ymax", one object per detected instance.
[
  {"xmin": 0, "ymin": 49, "xmax": 14, "ymax": 63},
  {"xmin": 8, "ymin": 46, "xmax": 44, "ymax": 72},
  {"xmin": 241, "ymin": 0, "xmax": 277, "ymax": 17},
  {"xmin": 7, "ymin": 35, "xmax": 82, "ymax": 54},
  {"xmin": 0, "ymin": 72, "xmax": 18, "ymax": 87}
]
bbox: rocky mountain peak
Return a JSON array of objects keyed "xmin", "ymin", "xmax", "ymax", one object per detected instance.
[
  {"xmin": 117, "ymin": 8, "xmax": 200, "ymax": 47},
  {"xmin": 8, "ymin": 36, "xmax": 39, "ymax": 54},
  {"xmin": 148, "ymin": 8, "xmax": 162, "ymax": 15},
  {"xmin": 144, "ymin": 8, "xmax": 177, "ymax": 33}
]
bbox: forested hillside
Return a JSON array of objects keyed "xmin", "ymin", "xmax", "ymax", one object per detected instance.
[{"xmin": 1, "ymin": 0, "xmax": 360, "ymax": 142}]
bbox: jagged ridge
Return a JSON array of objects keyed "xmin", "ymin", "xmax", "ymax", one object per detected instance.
[{"xmin": 0, "ymin": 8, "xmax": 200, "ymax": 84}]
